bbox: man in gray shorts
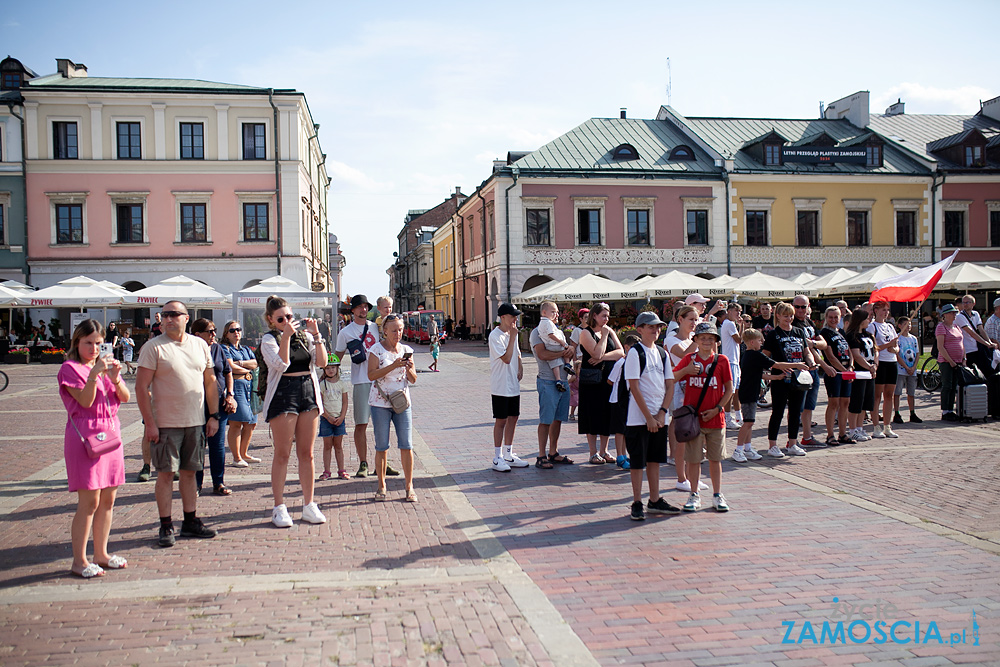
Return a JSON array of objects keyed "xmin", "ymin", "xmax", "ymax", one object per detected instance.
[
  {"xmin": 336, "ymin": 294, "xmax": 400, "ymax": 478},
  {"xmin": 136, "ymin": 301, "xmax": 220, "ymax": 547}
]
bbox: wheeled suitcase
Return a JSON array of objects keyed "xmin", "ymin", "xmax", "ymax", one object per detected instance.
[{"xmin": 959, "ymin": 383, "xmax": 988, "ymax": 423}]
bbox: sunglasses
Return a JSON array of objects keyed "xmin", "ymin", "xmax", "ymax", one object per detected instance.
[
  {"xmin": 383, "ymin": 314, "xmax": 400, "ymax": 322},
  {"xmin": 793, "ymin": 305, "xmax": 808, "ymax": 309},
  {"xmin": 228, "ymin": 327, "xmax": 242, "ymax": 334},
  {"xmin": 161, "ymin": 311, "xmax": 187, "ymax": 319},
  {"xmin": 275, "ymin": 315, "xmax": 295, "ymax": 324},
  {"xmin": 205, "ymin": 329, "xmax": 217, "ymax": 335}
]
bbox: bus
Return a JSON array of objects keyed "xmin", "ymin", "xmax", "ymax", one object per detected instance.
[{"xmin": 403, "ymin": 310, "xmax": 445, "ymax": 344}]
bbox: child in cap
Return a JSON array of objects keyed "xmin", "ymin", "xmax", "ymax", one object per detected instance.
[{"xmin": 317, "ymin": 354, "xmax": 350, "ymax": 480}]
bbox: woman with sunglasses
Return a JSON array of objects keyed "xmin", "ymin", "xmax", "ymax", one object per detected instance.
[
  {"xmin": 191, "ymin": 319, "xmax": 237, "ymax": 496},
  {"xmin": 221, "ymin": 320, "xmax": 259, "ymax": 467},
  {"xmin": 261, "ymin": 296, "xmax": 328, "ymax": 527}
]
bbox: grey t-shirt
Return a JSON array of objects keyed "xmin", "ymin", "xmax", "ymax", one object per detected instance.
[{"xmin": 530, "ymin": 327, "xmax": 568, "ymax": 382}]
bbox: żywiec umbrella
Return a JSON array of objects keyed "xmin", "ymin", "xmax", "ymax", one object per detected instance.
[
  {"xmin": 23, "ymin": 276, "xmax": 127, "ymax": 307},
  {"xmin": 237, "ymin": 275, "xmax": 329, "ymax": 308},
  {"xmin": 122, "ymin": 275, "xmax": 231, "ymax": 308}
]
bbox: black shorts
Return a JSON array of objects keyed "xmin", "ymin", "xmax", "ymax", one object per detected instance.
[
  {"xmin": 848, "ymin": 379, "xmax": 875, "ymax": 414},
  {"xmin": 874, "ymin": 363, "xmax": 898, "ymax": 386},
  {"xmin": 610, "ymin": 401, "xmax": 627, "ymax": 435},
  {"xmin": 266, "ymin": 375, "xmax": 318, "ymax": 422},
  {"xmin": 492, "ymin": 395, "xmax": 520, "ymax": 420},
  {"xmin": 624, "ymin": 425, "xmax": 668, "ymax": 470}
]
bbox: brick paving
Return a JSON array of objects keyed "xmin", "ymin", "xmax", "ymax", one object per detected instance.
[{"xmin": 1, "ymin": 346, "xmax": 999, "ymax": 665}]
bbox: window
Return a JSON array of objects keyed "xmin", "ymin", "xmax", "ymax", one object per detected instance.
[
  {"xmin": 180, "ymin": 203, "xmax": 207, "ymax": 242},
  {"xmin": 2, "ymin": 72, "xmax": 22, "ymax": 89},
  {"xmin": 866, "ymin": 145, "xmax": 882, "ymax": 168},
  {"xmin": 612, "ymin": 143, "xmax": 639, "ymax": 161},
  {"xmin": 0, "ymin": 203, "xmax": 4, "ymax": 244},
  {"xmin": 627, "ymin": 209, "xmax": 650, "ymax": 245},
  {"xmin": 966, "ymin": 145, "xmax": 984, "ymax": 167},
  {"xmin": 526, "ymin": 209, "xmax": 550, "ymax": 246},
  {"xmin": 764, "ymin": 144, "xmax": 781, "ymax": 166},
  {"xmin": 578, "ymin": 209, "xmax": 601, "ymax": 245},
  {"xmin": 116, "ymin": 204, "xmax": 143, "ymax": 244},
  {"xmin": 992, "ymin": 211, "xmax": 1000, "ymax": 248},
  {"xmin": 944, "ymin": 210, "xmax": 965, "ymax": 247},
  {"xmin": 686, "ymin": 210, "xmax": 708, "ymax": 245},
  {"xmin": 745, "ymin": 210, "xmax": 767, "ymax": 246},
  {"xmin": 56, "ymin": 204, "xmax": 83, "ymax": 244},
  {"xmin": 847, "ymin": 210, "xmax": 869, "ymax": 246},
  {"xmin": 53, "ymin": 122, "xmax": 78, "ymax": 159},
  {"xmin": 243, "ymin": 123, "xmax": 266, "ymax": 160},
  {"xmin": 669, "ymin": 145, "xmax": 695, "ymax": 161},
  {"xmin": 489, "ymin": 208, "xmax": 495, "ymax": 250},
  {"xmin": 179, "ymin": 122, "xmax": 204, "ymax": 160},
  {"xmin": 243, "ymin": 203, "xmax": 269, "ymax": 241},
  {"xmin": 796, "ymin": 211, "xmax": 819, "ymax": 246},
  {"xmin": 896, "ymin": 210, "xmax": 916, "ymax": 247},
  {"xmin": 116, "ymin": 122, "xmax": 141, "ymax": 159}
]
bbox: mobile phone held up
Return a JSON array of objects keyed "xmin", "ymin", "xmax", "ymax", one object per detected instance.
[
  {"xmin": 99, "ymin": 343, "xmax": 114, "ymax": 359},
  {"xmin": 403, "ymin": 352, "xmax": 413, "ymax": 360}
]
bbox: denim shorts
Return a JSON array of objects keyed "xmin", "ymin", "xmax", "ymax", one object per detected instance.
[
  {"xmin": 536, "ymin": 378, "xmax": 570, "ymax": 425},
  {"xmin": 319, "ymin": 415, "xmax": 347, "ymax": 438},
  {"xmin": 823, "ymin": 374, "xmax": 853, "ymax": 399},
  {"xmin": 266, "ymin": 375, "xmax": 318, "ymax": 422},
  {"xmin": 371, "ymin": 405, "xmax": 412, "ymax": 451}
]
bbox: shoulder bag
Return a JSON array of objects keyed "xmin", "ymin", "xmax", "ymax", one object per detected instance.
[
  {"xmin": 672, "ymin": 355, "xmax": 720, "ymax": 442},
  {"xmin": 375, "ymin": 349, "xmax": 411, "ymax": 414},
  {"xmin": 579, "ymin": 328, "xmax": 605, "ymax": 385},
  {"xmin": 345, "ymin": 322, "xmax": 370, "ymax": 365},
  {"xmin": 69, "ymin": 380, "xmax": 123, "ymax": 459}
]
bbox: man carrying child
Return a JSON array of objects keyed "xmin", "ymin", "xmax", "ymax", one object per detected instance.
[{"xmin": 536, "ymin": 301, "xmax": 575, "ymax": 392}]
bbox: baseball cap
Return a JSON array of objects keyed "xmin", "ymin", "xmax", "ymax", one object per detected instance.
[
  {"xmin": 497, "ymin": 303, "xmax": 522, "ymax": 318},
  {"xmin": 685, "ymin": 293, "xmax": 709, "ymax": 305},
  {"xmin": 635, "ymin": 311, "xmax": 666, "ymax": 327},
  {"xmin": 350, "ymin": 294, "xmax": 372, "ymax": 310},
  {"xmin": 577, "ymin": 308, "xmax": 590, "ymax": 317},
  {"xmin": 993, "ymin": 297, "xmax": 1000, "ymax": 308},
  {"xmin": 693, "ymin": 321, "xmax": 721, "ymax": 340}
]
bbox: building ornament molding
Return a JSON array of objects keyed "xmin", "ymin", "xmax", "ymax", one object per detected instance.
[
  {"xmin": 523, "ymin": 247, "xmax": 714, "ymax": 265},
  {"xmin": 622, "ymin": 196, "xmax": 658, "ymax": 207},
  {"xmin": 733, "ymin": 245, "xmax": 927, "ymax": 264}
]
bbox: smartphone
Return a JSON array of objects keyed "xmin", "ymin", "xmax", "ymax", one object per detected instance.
[
  {"xmin": 403, "ymin": 352, "xmax": 413, "ymax": 360},
  {"xmin": 99, "ymin": 343, "xmax": 114, "ymax": 359}
]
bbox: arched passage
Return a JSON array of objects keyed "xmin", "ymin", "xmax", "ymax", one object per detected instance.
[{"xmin": 521, "ymin": 275, "xmax": 553, "ymax": 293}]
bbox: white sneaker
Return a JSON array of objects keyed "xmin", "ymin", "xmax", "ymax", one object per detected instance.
[
  {"xmin": 726, "ymin": 415, "xmax": 740, "ymax": 430},
  {"xmin": 301, "ymin": 502, "xmax": 327, "ymax": 524},
  {"xmin": 785, "ymin": 443, "xmax": 807, "ymax": 456},
  {"xmin": 744, "ymin": 446, "xmax": 763, "ymax": 461},
  {"xmin": 683, "ymin": 493, "xmax": 701, "ymax": 512},
  {"xmin": 731, "ymin": 448, "xmax": 748, "ymax": 463},
  {"xmin": 675, "ymin": 479, "xmax": 692, "ymax": 492},
  {"xmin": 492, "ymin": 457, "xmax": 511, "ymax": 472},
  {"xmin": 855, "ymin": 428, "xmax": 871, "ymax": 442},
  {"xmin": 698, "ymin": 479, "xmax": 709, "ymax": 490},
  {"xmin": 767, "ymin": 446, "xmax": 785, "ymax": 458},
  {"xmin": 271, "ymin": 504, "xmax": 293, "ymax": 528},
  {"xmin": 883, "ymin": 427, "xmax": 898, "ymax": 439},
  {"xmin": 712, "ymin": 493, "xmax": 729, "ymax": 512},
  {"xmin": 503, "ymin": 453, "xmax": 530, "ymax": 468},
  {"xmin": 872, "ymin": 425, "xmax": 886, "ymax": 439},
  {"xmin": 233, "ymin": 459, "xmax": 249, "ymax": 468}
]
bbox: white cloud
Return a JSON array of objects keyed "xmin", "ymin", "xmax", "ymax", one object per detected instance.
[
  {"xmin": 327, "ymin": 160, "xmax": 392, "ymax": 194},
  {"xmin": 874, "ymin": 83, "xmax": 992, "ymax": 115}
]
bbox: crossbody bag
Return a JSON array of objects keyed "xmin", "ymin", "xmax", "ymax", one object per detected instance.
[
  {"xmin": 672, "ymin": 355, "xmax": 719, "ymax": 442},
  {"xmin": 69, "ymin": 382, "xmax": 122, "ymax": 459}
]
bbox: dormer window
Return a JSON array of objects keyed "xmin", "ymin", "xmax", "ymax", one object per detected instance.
[
  {"xmin": 669, "ymin": 145, "xmax": 695, "ymax": 161},
  {"xmin": 2, "ymin": 72, "xmax": 21, "ymax": 90},
  {"xmin": 612, "ymin": 143, "xmax": 639, "ymax": 161},
  {"xmin": 966, "ymin": 145, "xmax": 984, "ymax": 167},
  {"xmin": 866, "ymin": 144, "xmax": 882, "ymax": 168},
  {"xmin": 764, "ymin": 144, "xmax": 782, "ymax": 166}
]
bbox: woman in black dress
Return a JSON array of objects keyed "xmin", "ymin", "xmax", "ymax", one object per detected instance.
[{"xmin": 578, "ymin": 303, "xmax": 624, "ymax": 464}]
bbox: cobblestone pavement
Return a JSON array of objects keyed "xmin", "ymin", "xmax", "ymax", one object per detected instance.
[{"xmin": 0, "ymin": 342, "xmax": 998, "ymax": 666}]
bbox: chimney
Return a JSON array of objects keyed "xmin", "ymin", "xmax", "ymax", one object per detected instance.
[
  {"xmin": 493, "ymin": 159, "xmax": 505, "ymax": 173},
  {"xmin": 981, "ymin": 95, "xmax": 1000, "ymax": 122},
  {"xmin": 56, "ymin": 58, "xmax": 88, "ymax": 78},
  {"xmin": 885, "ymin": 98, "xmax": 905, "ymax": 116},
  {"xmin": 620, "ymin": 107, "xmax": 627, "ymax": 119}
]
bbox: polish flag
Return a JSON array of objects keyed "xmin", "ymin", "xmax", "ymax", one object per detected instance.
[{"xmin": 869, "ymin": 252, "xmax": 957, "ymax": 303}]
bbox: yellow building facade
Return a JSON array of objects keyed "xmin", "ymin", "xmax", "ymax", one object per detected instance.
[{"xmin": 432, "ymin": 220, "xmax": 456, "ymax": 320}]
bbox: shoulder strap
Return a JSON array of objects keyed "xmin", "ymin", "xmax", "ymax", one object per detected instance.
[
  {"xmin": 634, "ymin": 344, "xmax": 647, "ymax": 375},
  {"xmin": 692, "ymin": 355, "xmax": 720, "ymax": 412}
]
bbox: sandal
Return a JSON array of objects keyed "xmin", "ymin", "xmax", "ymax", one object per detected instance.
[
  {"xmin": 97, "ymin": 555, "xmax": 128, "ymax": 570},
  {"xmin": 535, "ymin": 456, "xmax": 554, "ymax": 469},
  {"xmin": 337, "ymin": 469, "xmax": 350, "ymax": 480},
  {"xmin": 589, "ymin": 454, "xmax": 606, "ymax": 465},
  {"xmin": 547, "ymin": 452, "xmax": 574, "ymax": 465},
  {"xmin": 317, "ymin": 471, "xmax": 332, "ymax": 481},
  {"xmin": 600, "ymin": 452, "xmax": 615, "ymax": 464},
  {"xmin": 405, "ymin": 489, "xmax": 418, "ymax": 502},
  {"xmin": 213, "ymin": 485, "xmax": 232, "ymax": 496},
  {"xmin": 71, "ymin": 563, "xmax": 105, "ymax": 579},
  {"xmin": 374, "ymin": 489, "xmax": 387, "ymax": 502}
]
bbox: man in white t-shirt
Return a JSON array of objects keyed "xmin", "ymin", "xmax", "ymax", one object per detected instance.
[
  {"xmin": 335, "ymin": 294, "xmax": 399, "ymax": 478},
  {"xmin": 719, "ymin": 303, "xmax": 743, "ymax": 429},
  {"xmin": 957, "ymin": 294, "xmax": 997, "ymax": 378},
  {"xmin": 488, "ymin": 303, "xmax": 527, "ymax": 472}
]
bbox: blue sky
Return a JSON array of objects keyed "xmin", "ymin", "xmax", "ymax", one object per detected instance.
[{"xmin": 4, "ymin": 0, "xmax": 999, "ymax": 298}]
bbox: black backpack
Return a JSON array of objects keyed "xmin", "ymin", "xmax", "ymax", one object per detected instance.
[{"xmin": 617, "ymin": 344, "xmax": 668, "ymax": 405}]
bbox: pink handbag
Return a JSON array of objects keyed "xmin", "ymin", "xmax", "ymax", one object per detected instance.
[{"xmin": 69, "ymin": 385, "xmax": 123, "ymax": 460}]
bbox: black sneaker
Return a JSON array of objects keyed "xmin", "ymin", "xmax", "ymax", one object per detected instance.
[
  {"xmin": 647, "ymin": 497, "xmax": 681, "ymax": 514},
  {"xmin": 355, "ymin": 461, "xmax": 369, "ymax": 478},
  {"xmin": 942, "ymin": 412, "xmax": 959, "ymax": 422},
  {"xmin": 158, "ymin": 524, "xmax": 176, "ymax": 548},
  {"xmin": 385, "ymin": 464, "xmax": 401, "ymax": 477},
  {"xmin": 630, "ymin": 501, "xmax": 646, "ymax": 521},
  {"xmin": 179, "ymin": 518, "xmax": 217, "ymax": 539},
  {"xmin": 137, "ymin": 464, "xmax": 151, "ymax": 483},
  {"xmin": 910, "ymin": 413, "xmax": 923, "ymax": 424}
]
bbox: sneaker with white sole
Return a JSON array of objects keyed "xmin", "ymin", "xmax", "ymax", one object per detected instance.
[
  {"xmin": 492, "ymin": 457, "xmax": 511, "ymax": 472},
  {"xmin": 301, "ymin": 502, "xmax": 327, "ymax": 524},
  {"xmin": 712, "ymin": 493, "xmax": 729, "ymax": 512},
  {"xmin": 271, "ymin": 504, "xmax": 293, "ymax": 528},
  {"xmin": 725, "ymin": 416, "xmax": 740, "ymax": 430},
  {"xmin": 744, "ymin": 446, "xmax": 763, "ymax": 461},
  {"xmin": 872, "ymin": 424, "xmax": 886, "ymax": 439},
  {"xmin": 683, "ymin": 493, "xmax": 701, "ymax": 512},
  {"xmin": 675, "ymin": 479, "xmax": 691, "ymax": 492},
  {"xmin": 503, "ymin": 453, "xmax": 530, "ymax": 468},
  {"xmin": 732, "ymin": 448, "xmax": 748, "ymax": 463},
  {"xmin": 854, "ymin": 428, "xmax": 871, "ymax": 442},
  {"xmin": 767, "ymin": 446, "xmax": 785, "ymax": 458},
  {"xmin": 883, "ymin": 427, "xmax": 898, "ymax": 439},
  {"xmin": 785, "ymin": 443, "xmax": 807, "ymax": 456}
]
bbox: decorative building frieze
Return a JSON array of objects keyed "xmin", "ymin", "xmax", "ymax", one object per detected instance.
[
  {"xmin": 524, "ymin": 247, "xmax": 714, "ymax": 265},
  {"xmin": 733, "ymin": 245, "xmax": 928, "ymax": 264}
]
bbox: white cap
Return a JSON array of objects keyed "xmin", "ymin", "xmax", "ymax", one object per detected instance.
[{"xmin": 684, "ymin": 293, "xmax": 709, "ymax": 305}]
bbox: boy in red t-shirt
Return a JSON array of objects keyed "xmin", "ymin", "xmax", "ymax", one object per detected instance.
[{"xmin": 672, "ymin": 322, "xmax": 734, "ymax": 512}]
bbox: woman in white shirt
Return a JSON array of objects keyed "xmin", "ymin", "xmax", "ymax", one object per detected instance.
[{"xmin": 367, "ymin": 314, "xmax": 418, "ymax": 502}]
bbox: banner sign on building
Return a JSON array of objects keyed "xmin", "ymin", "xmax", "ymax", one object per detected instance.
[{"xmin": 781, "ymin": 147, "xmax": 868, "ymax": 164}]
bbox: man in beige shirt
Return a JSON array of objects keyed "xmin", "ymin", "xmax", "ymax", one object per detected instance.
[{"xmin": 136, "ymin": 301, "xmax": 220, "ymax": 547}]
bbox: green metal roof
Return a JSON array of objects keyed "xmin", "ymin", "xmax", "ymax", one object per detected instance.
[
  {"xmin": 26, "ymin": 74, "xmax": 295, "ymax": 94},
  {"xmin": 512, "ymin": 117, "xmax": 718, "ymax": 175},
  {"xmin": 869, "ymin": 113, "xmax": 1000, "ymax": 167}
]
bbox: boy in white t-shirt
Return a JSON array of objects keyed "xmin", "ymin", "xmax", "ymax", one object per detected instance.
[
  {"xmin": 537, "ymin": 301, "xmax": 573, "ymax": 392},
  {"xmin": 608, "ymin": 334, "xmax": 640, "ymax": 470},
  {"xmin": 892, "ymin": 316, "xmax": 922, "ymax": 425}
]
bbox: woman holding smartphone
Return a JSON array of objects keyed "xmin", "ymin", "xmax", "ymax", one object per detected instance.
[
  {"xmin": 260, "ymin": 296, "xmax": 328, "ymax": 528},
  {"xmin": 367, "ymin": 314, "xmax": 417, "ymax": 502}
]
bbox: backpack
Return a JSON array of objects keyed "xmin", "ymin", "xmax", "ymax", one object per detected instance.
[{"xmin": 617, "ymin": 344, "xmax": 668, "ymax": 405}]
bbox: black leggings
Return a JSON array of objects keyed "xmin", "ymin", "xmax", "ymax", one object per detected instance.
[{"xmin": 768, "ymin": 381, "xmax": 805, "ymax": 442}]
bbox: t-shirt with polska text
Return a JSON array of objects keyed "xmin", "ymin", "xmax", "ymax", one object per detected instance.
[
  {"xmin": 673, "ymin": 352, "xmax": 732, "ymax": 430},
  {"xmin": 819, "ymin": 327, "xmax": 852, "ymax": 369}
]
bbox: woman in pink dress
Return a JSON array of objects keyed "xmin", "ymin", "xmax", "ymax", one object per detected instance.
[{"xmin": 59, "ymin": 320, "xmax": 131, "ymax": 578}]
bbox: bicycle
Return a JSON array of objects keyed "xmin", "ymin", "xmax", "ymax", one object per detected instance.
[
  {"xmin": 919, "ymin": 356, "xmax": 941, "ymax": 392},
  {"xmin": 0, "ymin": 369, "xmax": 7, "ymax": 393}
]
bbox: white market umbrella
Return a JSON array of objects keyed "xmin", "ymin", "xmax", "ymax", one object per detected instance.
[
  {"xmin": 23, "ymin": 276, "xmax": 127, "ymax": 307},
  {"xmin": 528, "ymin": 274, "xmax": 641, "ymax": 303},
  {"xmin": 727, "ymin": 271, "xmax": 811, "ymax": 299},
  {"xmin": 710, "ymin": 274, "xmax": 738, "ymax": 285},
  {"xmin": 0, "ymin": 284, "xmax": 23, "ymax": 305},
  {"xmin": 123, "ymin": 275, "xmax": 230, "ymax": 308},
  {"xmin": 937, "ymin": 262, "xmax": 1000, "ymax": 292},
  {"xmin": 824, "ymin": 264, "xmax": 908, "ymax": 296},
  {"xmin": 511, "ymin": 277, "xmax": 574, "ymax": 304},
  {"xmin": 790, "ymin": 271, "xmax": 818, "ymax": 285},
  {"xmin": 238, "ymin": 275, "xmax": 329, "ymax": 308},
  {"xmin": 633, "ymin": 270, "xmax": 715, "ymax": 298},
  {"xmin": 806, "ymin": 268, "xmax": 859, "ymax": 294},
  {"xmin": 0, "ymin": 280, "xmax": 34, "ymax": 293}
]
